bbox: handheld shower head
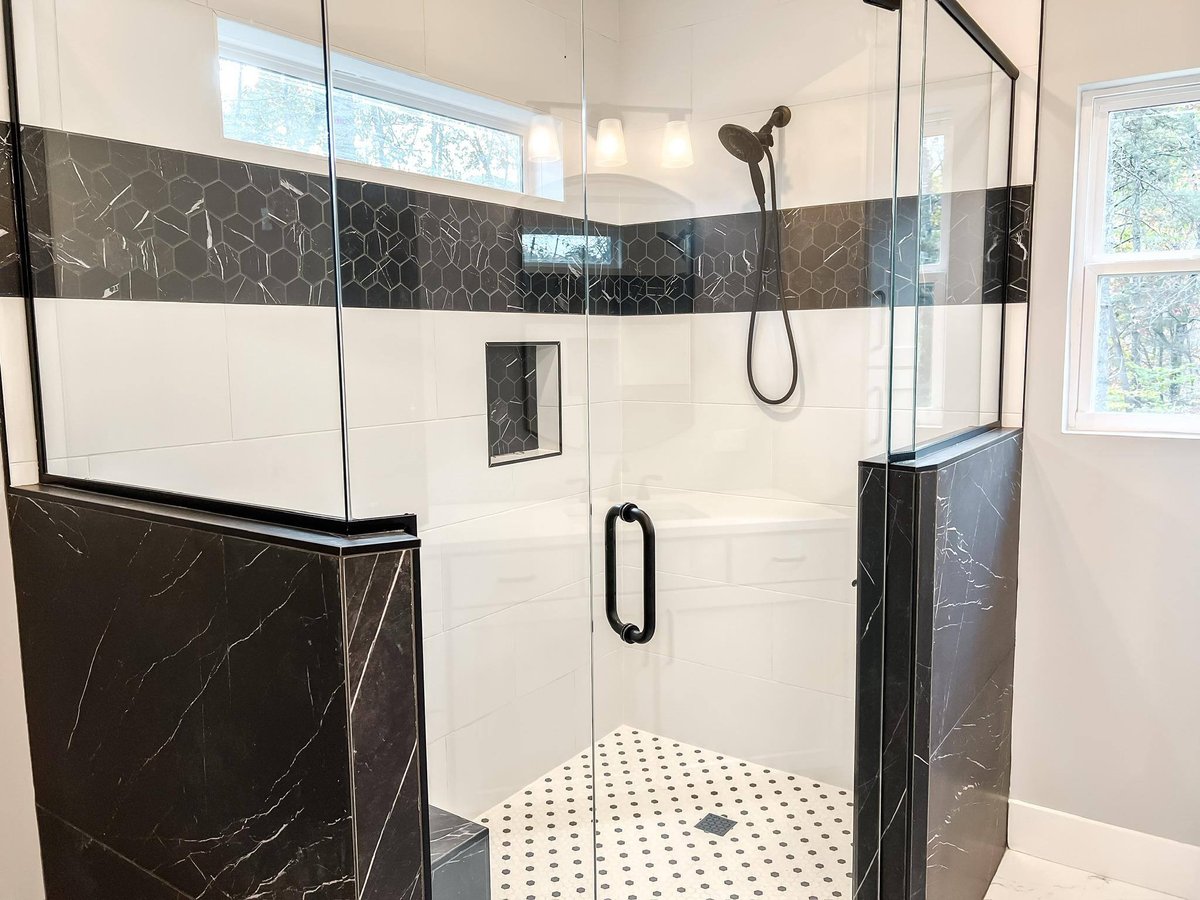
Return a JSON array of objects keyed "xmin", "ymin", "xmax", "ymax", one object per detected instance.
[
  {"xmin": 718, "ymin": 123, "xmax": 765, "ymax": 165},
  {"xmin": 717, "ymin": 105, "xmax": 800, "ymax": 407},
  {"xmin": 718, "ymin": 107, "xmax": 792, "ymax": 209},
  {"xmin": 717, "ymin": 106, "xmax": 793, "ymax": 162},
  {"xmin": 718, "ymin": 124, "xmax": 767, "ymax": 206}
]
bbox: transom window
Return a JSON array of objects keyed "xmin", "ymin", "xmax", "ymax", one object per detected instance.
[
  {"xmin": 1068, "ymin": 75, "xmax": 1200, "ymax": 436},
  {"xmin": 217, "ymin": 19, "xmax": 562, "ymax": 200}
]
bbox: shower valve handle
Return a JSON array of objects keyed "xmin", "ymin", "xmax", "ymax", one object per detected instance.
[{"xmin": 604, "ymin": 503, "xmax": 657, "ymax": 645}]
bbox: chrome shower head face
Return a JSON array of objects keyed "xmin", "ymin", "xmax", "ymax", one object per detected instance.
[{"xmin": 718, "ymin": 123, "xmax": 765, "ymax": 164}]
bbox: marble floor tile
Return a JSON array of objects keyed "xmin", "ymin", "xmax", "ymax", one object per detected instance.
[{"xmin": 986, "ymin": 851, "xmax": 1184, "ymax": 899}]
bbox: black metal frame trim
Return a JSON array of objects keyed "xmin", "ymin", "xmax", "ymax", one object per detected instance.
[
  {"xmin": 887, "ymin": 0, "xmax": 1019, "ymax": 464},
  {"xmin": 2, "ymin": 0, "xmax": 48, "ymax": 486},
  {"xmin": 11, "ymin": 483, "xmax": 420, "ymax": 555},
  {"xmin": 31, "ymin": 473, "xmax": 418, "ymax": 539},
  {"xmin": 888, "ymin": 422, "xmax": 1000, "ymax": 464},
  {"xmin": 866, "ymin": 0, "xmax": 1019, "ymax": 79},
  {"xmin": 934, "ymin": 0, "xmax": 1020, "ymax": 80}
]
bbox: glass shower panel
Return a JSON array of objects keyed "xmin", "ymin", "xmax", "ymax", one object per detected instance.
[
  {"xmin": 14, "ymin": 0, "xmax": 345, "ymax": 517},
  {"xmin": 324, "ymin": 0, "xmax": 594, "ymax": 889},
  {"xmin": 890, "ymin": 0, "xmax": 933, "ymax": 456},
  {"xmin": 895, "ymin": 0, "xmax": 1014, "ymax": 455},
  {"xmin": 584, "ymin": 2, "xmax": 899, "ymax": 897}
]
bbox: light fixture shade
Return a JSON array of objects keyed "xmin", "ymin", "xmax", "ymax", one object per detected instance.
[
  {"xmin": 528, "ymin": 114, "xmax": 561, "ymax": 163},
  {"xmin": 661, "ymin": 119, "xmax": 694, "ymax": 168},
  {"xmin": 595, "ymin": 117, "xmax": 628, "ymax": 167}
]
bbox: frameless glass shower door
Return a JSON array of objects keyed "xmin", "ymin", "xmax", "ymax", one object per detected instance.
[{"xmin": 581, "ymin": 3, "xmax": 901, "ymax": 898}]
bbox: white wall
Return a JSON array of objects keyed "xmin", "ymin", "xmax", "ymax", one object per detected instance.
[
  {"xmin": 26, "ymin": 298, "xmax": 347, "ymax": 513},
  {"xmin": 600, "ymin": 308, "xmax": 889, "ymax": 785},
  {"xmin": 1013, "ymin": 1, "xmax": 1200, "ymax": 897},
  {"xmin": 590, "ymin": 0, "xmax": 901, "ymax": 223},
  {"xmin": 348, "ymin": 309, "xmax": 599, "ymax": 818}
]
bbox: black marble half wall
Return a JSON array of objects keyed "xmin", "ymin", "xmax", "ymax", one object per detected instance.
[
  {"xmin": 854, "ymin": 429, "xmax": 1022, "ymax": 900},
  {"xmin": 7, "ymin": 485, "xmax": 426, "ymax": 900}
]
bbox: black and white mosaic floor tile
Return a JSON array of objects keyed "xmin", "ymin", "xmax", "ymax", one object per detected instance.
[{"xmin": 479, "ymin": 727, "xmax": 853, "ymax": 900}]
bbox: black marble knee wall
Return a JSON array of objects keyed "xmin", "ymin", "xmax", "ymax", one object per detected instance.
[
  {"xmin": 7, "ymin": 487, "xmax": 426, "ymax": 900},
  {"xmin": 854, "ymin": 430, "xmax": 1022, "ymax": 900}
]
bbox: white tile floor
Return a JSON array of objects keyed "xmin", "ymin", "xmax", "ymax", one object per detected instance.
[
  {"xmin": 479, "ymin": 726, "xmax": 853, "ymax": 900},
  {"xmin": 476, "ymin": 726, "xmax": 1176, "ymax": 900},
  {"xmin": 986, "ymin": 851, "xmax": 1185, "ymax": 899}
]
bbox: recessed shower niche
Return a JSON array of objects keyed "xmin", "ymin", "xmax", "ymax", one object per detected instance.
[{"xmin": 484, "ymin": 341, "xmax": 562, "ymax": 466}]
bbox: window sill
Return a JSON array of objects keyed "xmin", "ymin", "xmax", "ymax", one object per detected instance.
[{"xmin": 1065, "ymin": 414, "xmax": 1200, "ymax": 440}]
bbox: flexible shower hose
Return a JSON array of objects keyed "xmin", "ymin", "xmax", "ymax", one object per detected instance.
[{"xmin": 746, "ymin": 147, "xmax": 799, "ymax": 405}]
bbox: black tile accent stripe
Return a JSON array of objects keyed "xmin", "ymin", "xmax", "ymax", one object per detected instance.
[
  {"xmin": 337, "ymin": 178, "xmax": 595, "ymax": 314},
  {"xmin": 5, "ymin": 124, "xmax": 1034, "ymax": 310},
  {"xmin": 20, "ymin": 126, "xmax": 337, "ymax": 304},
  {"xmin": 0, "ymin": 122, "xmax": 21, "ymax": 296}
]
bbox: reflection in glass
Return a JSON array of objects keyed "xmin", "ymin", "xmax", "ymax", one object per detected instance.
[{"xmin": 520, "ymin": 233, "xmax": 614, "ymax": 268}]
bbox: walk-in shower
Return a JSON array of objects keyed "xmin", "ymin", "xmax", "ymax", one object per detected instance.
[
  {"xmin": 719, "ymin": 106, "xmax": 801, "ymax": 405},
  {"xmin": 0, "ymin": 1, "xmax": 1026, "ymax": 898}
]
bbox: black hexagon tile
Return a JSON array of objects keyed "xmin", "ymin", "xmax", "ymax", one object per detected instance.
[{"xmin": 10, "ymin": 124, "xmax": 1032, "ymax": 314}]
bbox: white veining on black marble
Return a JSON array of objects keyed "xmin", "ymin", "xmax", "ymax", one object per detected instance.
[
  {"xmin": 854, "ymin": 432, "xmax": 1022, "ymax": 900},
  {"xmin": 10, "ymin": 122, "xmax": 1034, "ymax": 314},
  {"xmin": 10, "ymin": 497, "xmax": 357, "ymax": 899},
  {"xmin": 343, "ymin": 549, "xmax": 425, "ymax": 900}
]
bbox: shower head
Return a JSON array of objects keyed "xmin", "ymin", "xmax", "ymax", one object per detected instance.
[
  {"xmin": 717, "ymin": 106, "xmax": 793, "ymax": 163},
  {"xmin": 718, "ymin": 106, "xmax": 792, "ymax": 210},
  {"xmin": 718, "ymin": 123, "xmax": 765, "ymax": 165}
]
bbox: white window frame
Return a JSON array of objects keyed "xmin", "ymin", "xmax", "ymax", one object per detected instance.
[
  {"xmin": 217, "ymin": 18, "xmax": 564, "ymax": 201},
  {"xmin": 1067, "ymin": 72, "xmax": 1200, "ymax": 437}
]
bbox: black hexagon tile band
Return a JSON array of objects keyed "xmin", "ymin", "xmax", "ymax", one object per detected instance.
[{"xmin": 6, "ymin": 125, "xmax": 1032, "ymax": 312}]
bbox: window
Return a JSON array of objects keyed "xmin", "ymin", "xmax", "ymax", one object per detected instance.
[
  {"xmin": 217, "ymin": 19, "xmax": 562, "ymax": 199},
  {"xmin": 1068, "ymin": 75, "xmax": 1200, "ymax": 436}
]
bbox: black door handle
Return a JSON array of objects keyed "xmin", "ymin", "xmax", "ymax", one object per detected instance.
[{"xmin": 604, "ymin": 502, "xmax": 656, "ymax": 644}]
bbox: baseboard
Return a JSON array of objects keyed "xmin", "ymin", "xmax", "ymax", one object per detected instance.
[{"xmin": 1008, "ymin": 799, "xmax": 1200, "ymax": 899}]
